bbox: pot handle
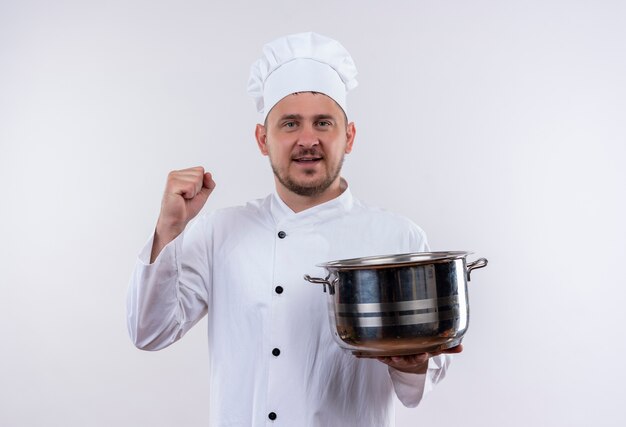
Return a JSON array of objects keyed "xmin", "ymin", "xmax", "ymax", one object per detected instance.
[
  {"xmin": 466, "ymin": 258, "xmax": 488, "ymax": 281},
  {"xmin": 303, "ymin": 274, "xmax": 336, "ymax": 294}
]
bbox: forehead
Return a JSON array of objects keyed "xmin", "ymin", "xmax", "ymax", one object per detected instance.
[{"xmin": 267, "ymin": 92, "xmax": 344, "ymax": 122}]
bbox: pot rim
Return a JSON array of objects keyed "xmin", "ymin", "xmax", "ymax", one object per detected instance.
[{"xmin": 317, "ymin": 251, "xmax": 473, "ymax": 270}]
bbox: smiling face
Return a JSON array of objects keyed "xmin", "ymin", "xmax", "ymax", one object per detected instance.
[{"xmin": 255, "ymin": 92, "xmax": 356, "ymax": 204}]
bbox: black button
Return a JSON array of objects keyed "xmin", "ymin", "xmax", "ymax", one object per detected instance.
[
  {"xmin": 272, "ymin": 348, "xmax": 280, "ymax": 357},
  {"xmin": 268, "ymin": 412, "xmax": 277, "ymax": 420},
  {"xmin": 277, "ymin": 231, "xmax": 286, "ymax": 239},
  {"xmin": 275, "ymin": 286, "xmax": 283, "ymax": 294}
]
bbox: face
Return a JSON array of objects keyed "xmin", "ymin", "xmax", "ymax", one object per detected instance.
[{"xmin": 255, "ymin": 92, "xmax": 356, "ymax": 198}]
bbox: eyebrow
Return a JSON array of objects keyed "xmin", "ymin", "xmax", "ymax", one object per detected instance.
[
  {"xmin": 277, "ymin": 114, "xmax": 303, "ymax": 122},
  {"xmin": 276, "ymin": 114, "xmax": 337, "ymax": 122},
  {"xmin": 313, "ymin": 114, "xmax": 336, "ymax": 122}
]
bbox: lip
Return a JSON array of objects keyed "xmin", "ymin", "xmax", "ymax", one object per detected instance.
[{"xmin": 292, "ymin": 157, "xmax": 323, "ymax": 164}]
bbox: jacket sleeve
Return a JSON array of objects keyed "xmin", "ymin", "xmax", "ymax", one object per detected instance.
[
  {"xmin": 389, "ymin": 354, "xmax": 452, "ymax": 407},
  {"xmin": 126, "ymin": 215, "xmax": 212, "ymax": 351}
]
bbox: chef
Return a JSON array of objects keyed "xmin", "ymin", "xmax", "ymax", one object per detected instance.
[{"xmin": 127, "ymin": 32, "xmax": 462, "ymax": 426}]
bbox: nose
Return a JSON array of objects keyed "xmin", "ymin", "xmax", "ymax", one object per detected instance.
[{"xmin": 297, "ymin": 124, "xmax": 319, "ymax": 148}]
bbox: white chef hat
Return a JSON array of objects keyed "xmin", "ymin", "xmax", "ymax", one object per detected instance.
[{"xmin": 247, "ymin": 32, "xmax": 358, "ymax": 120}]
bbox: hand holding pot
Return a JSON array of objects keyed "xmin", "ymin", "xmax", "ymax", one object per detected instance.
[{"xmin": 371, "ymin": 344, "xmax": 463, "ymax": 375}]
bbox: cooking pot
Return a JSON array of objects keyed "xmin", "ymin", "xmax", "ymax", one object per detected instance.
[{"xmin": 304, "ymin": 252, "xmax": 488, "ymax": 356}]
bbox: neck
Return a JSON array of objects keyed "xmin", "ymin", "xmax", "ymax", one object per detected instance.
[{"xmin": 276, "ymin": 178, "xmax": 347, "ymax": 213}]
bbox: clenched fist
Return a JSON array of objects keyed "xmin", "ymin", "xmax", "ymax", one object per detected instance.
[{"xmin": 150, "ymin": 166, "xmax": 216, "ymax": 262}]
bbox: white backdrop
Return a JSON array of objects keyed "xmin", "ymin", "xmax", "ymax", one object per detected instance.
[{"xmin": 1, "ymin": 1, "xmax": 625, "ymax": 426}]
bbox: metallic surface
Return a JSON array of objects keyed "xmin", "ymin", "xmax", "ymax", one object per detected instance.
[
  {"xmin": 304, "ymin": 253, "xmax": 488, "ymax": 356},
  {"xmin": 319, "ymin": 251, "xmax": 474, "ymax": 269}
]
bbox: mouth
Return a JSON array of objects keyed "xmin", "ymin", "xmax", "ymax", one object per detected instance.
[{"xmin": 292, "ymin": 156, "xmax": 323, "ymax": 164}]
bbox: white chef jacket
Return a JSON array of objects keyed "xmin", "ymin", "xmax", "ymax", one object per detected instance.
[{"xmin": 127, "ymin": 186, "xmax": 452, "ymax": 427}]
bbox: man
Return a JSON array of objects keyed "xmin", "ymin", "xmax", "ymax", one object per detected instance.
[{"xmin": 127, "ymin": 32, "xmax": 461, "ymax": 426}]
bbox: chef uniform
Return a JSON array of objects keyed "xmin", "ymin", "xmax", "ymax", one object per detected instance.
[{"xmin": 127, "ymin": 32, "xmax": 452, "ymax": 427}]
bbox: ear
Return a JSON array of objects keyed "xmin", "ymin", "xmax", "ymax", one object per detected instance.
[
  {"xmin": 255, "ymin": 123, "xmax": 269, "ymax": 156},
  {"xmin": 344, "ymin": 122, "xmax": 356, "ymax": 154}
]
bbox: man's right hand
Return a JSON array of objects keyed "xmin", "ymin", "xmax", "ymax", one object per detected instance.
[{"xmin": 150, "ymin": 166, "xmax": 216, "ymax": 263}]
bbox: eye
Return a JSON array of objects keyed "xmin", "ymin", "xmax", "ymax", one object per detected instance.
[
  {"xmin": 282, "ymin": 121, "xmax": 297, "ymax": 128},
  {"xmin": 316, "ymin": 120, "xmax": 332, "ymax": 127}
]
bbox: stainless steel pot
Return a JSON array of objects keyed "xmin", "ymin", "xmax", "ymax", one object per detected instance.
[{"xmin": 304, "ymin": 252, "xmax": 488, "ymax": 356}]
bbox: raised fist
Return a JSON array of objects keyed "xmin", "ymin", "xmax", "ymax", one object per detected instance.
[{"xmin": 151, "ymin": 166, "xmax": 216, "ymax": 262}]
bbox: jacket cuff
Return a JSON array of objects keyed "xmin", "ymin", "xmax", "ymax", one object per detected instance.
[
  {"xmin": 389, "ymin": 354, "xmax": 451, "ymax": 407},
  {"xmin": 388, "ymin": 364, "xmax": 428, "ymax": 408},
  {"xmin": 137, "ymin": 231, "xmax": 184, "ymax": 267}
]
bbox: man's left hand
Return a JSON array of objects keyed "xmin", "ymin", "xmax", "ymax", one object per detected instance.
[{"xmin": 365, "ymin": 344, "xmax": 463, "ymax": 374}]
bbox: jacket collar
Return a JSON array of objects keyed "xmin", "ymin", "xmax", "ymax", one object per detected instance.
[{"xmin": 269, "ymin": 179, "xmax": 354, "ymax": 226}]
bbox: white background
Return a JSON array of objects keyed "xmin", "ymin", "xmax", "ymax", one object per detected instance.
[{"xmin": 1, "ymin": 0, "xmax": 625, "ymax": 426}]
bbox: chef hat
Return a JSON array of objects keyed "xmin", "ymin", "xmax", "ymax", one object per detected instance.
[{"xmin": 247, "ymin": 32, "xmax": 358, "ymax": 120}]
